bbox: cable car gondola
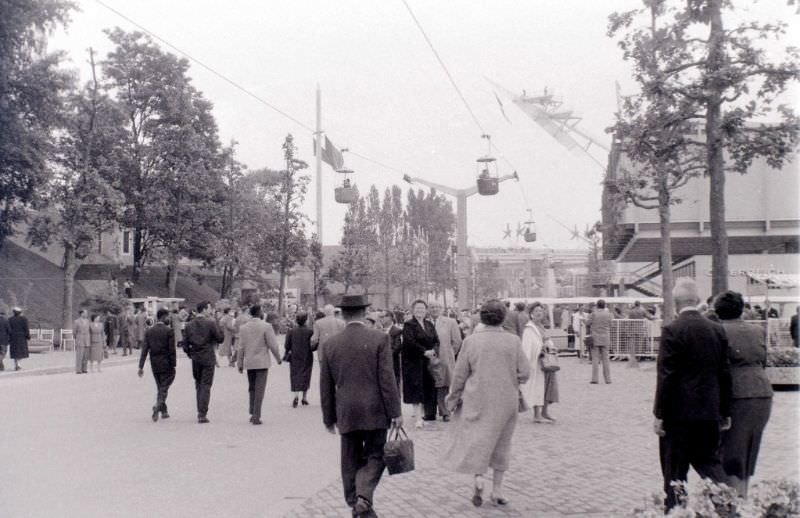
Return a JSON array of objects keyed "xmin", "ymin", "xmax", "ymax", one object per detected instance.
[
  {"xmin": 334, "ymin": 168, "xmax": 358, "ymax": 204},
  {"xmin": 523, "ymin": 209, "xmax": 537, "ymax": 243},
  {"xmin": 476, "ymin": 134, "xmax": 499, "ymax": 195}
]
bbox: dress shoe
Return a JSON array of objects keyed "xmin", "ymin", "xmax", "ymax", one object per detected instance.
[
  {"xmin": 198, "ymin": 416, "xmax": 210, "ymax": 424},
  {"xmin": 490, "ymin": 494, "xmax": 509, "ymax": 506},
  {"xmin": 589, "ymin": 381, "xmax": 598, "ymax": 384},
  {"xmin": 151, "ymin": 406, "xmax": 159, "ymax": 422},
  {"xmin": 422, "ymin": 416, "xmax": 436, "ymax": 421},
  {"xmin": 301, "ymin": 399, "xmax": 309, "ymax": 406},
  {"xmin": 251, "ymin": 418, "xmax": 263, "ymax": 425},
  {"xmin": 442, "ymin": 415, "xmax": 450, "ymax": 422},
  {"xmin": 161, "ymin": 412, "xmax": 170, "ymax": 419}
]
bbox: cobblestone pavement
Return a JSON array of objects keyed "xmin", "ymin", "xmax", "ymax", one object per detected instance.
[{"xmin": 285, "ymin": 357, "xmax": 799, "ymax": 518}]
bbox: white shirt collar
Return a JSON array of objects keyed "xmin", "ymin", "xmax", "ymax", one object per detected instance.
[{"xmin": 678, "ymin": 306, "xmax": 699, "ymax": 314}]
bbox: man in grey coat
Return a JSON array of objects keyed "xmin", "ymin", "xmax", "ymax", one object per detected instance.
[
  {"xmin": 587, "ymin": 299, "xmax": 613, "ymax": 384},
  {"xmin": 320, "ymin": 295, "xmax": 402, "ymax": 518},
  {"xmin": 237, "ymin": 305, "xmax": 282, "ymax": 425},
  {"xmin": 311, "ymin": 304, "xmax": 345, "ymax": 361},
  {"xmin": 430, "ymin": 302, "xmax": 462, "ymax": 422},
  {"xmin": 74, "ymin": 309, "xmax": 91, "ymax": 374}
]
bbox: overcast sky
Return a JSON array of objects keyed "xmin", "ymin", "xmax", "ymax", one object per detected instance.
[{"xmin": 48, "ymin": 0, "xmax": 797, "ymax": 249}]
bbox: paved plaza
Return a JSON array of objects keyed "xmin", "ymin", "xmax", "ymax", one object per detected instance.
[{"xmin": 1, "ymin": 349, "xmax": 797, "ymax": 518}]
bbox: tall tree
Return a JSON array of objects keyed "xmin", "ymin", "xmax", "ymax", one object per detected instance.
[
  {"xmin": 28, "ymin": 53, "xmax": 126, "ymax": 329},
  {"xmin": 307, "ymin": 234, "xmax": 325, "ymax": 311},
  {"xmin": 266, "ymin": 134, "xmax": 309, "ymax": 315},
  {"xmin": 328, "ymin": 196, "xmax": 375, "ymax": 295},
  {"xmin": 102, "ymin": 28, "xmax": 196, "ymax": 280},
  {"xmin": 0, "ymin": 0, "xmax": 74, "ymax": 249},
  {"xmin": 405, "ymin": 188, "xmax": 456, "ymax": 299},
  {"xmin": 610, "ymin": 0, "xmax": 799, "ymax": 294},
  {"xmin": 609, "ymin": 2, "xmax": 706, "ymax": 322}
]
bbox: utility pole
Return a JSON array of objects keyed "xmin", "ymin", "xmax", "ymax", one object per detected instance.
[{"xmin": 404, "ymin": 173, "xmax": 518, "ymax": 309}]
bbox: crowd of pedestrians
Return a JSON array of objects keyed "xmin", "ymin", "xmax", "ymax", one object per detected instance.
[{"xmin": 0, "ymin": 276, "xmax": 790, "ymax": 516}]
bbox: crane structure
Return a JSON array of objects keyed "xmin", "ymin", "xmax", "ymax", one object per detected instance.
[{"xmin": 404, "ymin": 172, "xmax": 519, "ymax": 308}]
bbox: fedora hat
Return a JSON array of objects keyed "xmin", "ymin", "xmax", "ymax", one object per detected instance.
[{"xmin": 337, "ymin": 294, "xmax": 371, "ymax": 309}]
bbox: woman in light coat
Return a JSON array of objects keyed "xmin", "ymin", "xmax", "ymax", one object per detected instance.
[
  {"xmin": 88, "ymin": 314, "xmax": 106, "ymax": 372},
  {"xmin": 442, "ymin": 299, "xmax": 530, "ymax": 508},
  {"xmin": 520, "ymin": 302, "xmax": 558, "ymax": 423}
]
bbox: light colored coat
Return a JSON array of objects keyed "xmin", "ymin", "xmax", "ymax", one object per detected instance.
[
  {"xmin": 520, "ymin": 321, "xmax": 546, "ymax": 407},
  {"xmin": 237, "ymin": 319, "xmax": 281, "ymax": 370},
  {"xmin": 219, "ymin": 314, "xmax": 236, "ymax": 356},
  {"xmin": 442, "ymin": 326, "xmax": 530, "ymax": 475},
  {"xmin": 433, "ymin": 315, "xmax": 462, "ymax": 387},
  {"xmin": 311, "ymin": 315, "xmax": 345, "ymax": 358}
]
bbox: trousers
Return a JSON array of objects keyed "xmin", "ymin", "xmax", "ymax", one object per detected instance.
[
  {"xmin": 422, "ymin": 367, "xmax": 437, "ymax": 419},
  {"xmin": 436, "ymin": 387, "xmax": 450, "ymax": 417},
  {"xmin": 191, "ymin": 361, "xmax": 215, "ymax": 417},
  {"xmin": 152, "ymin": 370, "xmax": 176, "ymax": 413},
  {"xmin": 340, "ymin": 429, "xmax": 388, "ymax": 508},
  {"xmin": 591, "ymin": 345, "xmax": 611, "ymax": 383},
  {"xmin": 659, "ymin": 420, "xmax": 727, "ymax": 510},
  {"xmin": 75, "ymin": 346, "xmax": 89, "ymax": 373},
  {"xmin": 247, "ymin": 368, "xmax": 268, "ymax": 420}
]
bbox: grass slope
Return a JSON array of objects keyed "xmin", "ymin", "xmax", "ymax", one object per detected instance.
[{"xmin": 0, "ymin": 241, "xmax": 88, "ymax": 328}]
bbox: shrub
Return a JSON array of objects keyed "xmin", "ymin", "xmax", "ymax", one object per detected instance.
[
  {"xmin": 631, "ymin": 479, "xmax": 800, "ymax": 517},
  {"xmin": 767, "ymin": 347, "xmax": 800, "ymax": 368}
]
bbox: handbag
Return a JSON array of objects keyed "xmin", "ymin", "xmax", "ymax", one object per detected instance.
[
  {"xmin": 383, "ymin": 426, "xmax": 415, "ymax": 475},
  {"xmin": 427, "ymin": 354, "xmax": 447, "ymax": 387},
  {"xmin": 541, "ymin": 349, "xmax": 560, "ymax": 372}
]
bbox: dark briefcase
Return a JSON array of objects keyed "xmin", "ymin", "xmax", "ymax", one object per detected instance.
[{"xmin": 383, "ymin": 426, "xmax": 415, "ymax": 475}]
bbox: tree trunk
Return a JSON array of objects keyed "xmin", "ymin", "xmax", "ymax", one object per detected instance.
[
  {"xmin": 707, "ymin": 0, "xmax": 728, "ymax": 295},
  {"xmin": 62, "ymin": 243, "xmax": 79, "ymax": 331},
  {"xmin": 132, "ymin": 225, "xmax": 143, "ymax": 282},
  {"xmin": 167, "ymin": 250, "xmax": 179, "ymax": 297},
  {"xmin": 658, "ymin": 178, "xmax": 676, "ymax": 326}
]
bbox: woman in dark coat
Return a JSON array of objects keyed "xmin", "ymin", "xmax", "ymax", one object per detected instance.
[
  {"xmin": 714, "ymin": 291, "xmax": 773, "ymax": 498},
  {"xmin": 285, "ymin": 312, "xmax": 314, "ymax": 407},
  {"xmin": 8, "ymin": 307, "xmax": 30, "ymax": 371},
  {"xmin": 402, "ymin": 299, "xmax": 439, "ymax": 429}
]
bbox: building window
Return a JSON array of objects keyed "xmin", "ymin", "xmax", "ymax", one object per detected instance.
[
  {"xmin": 122, "ymin": 231, "xmax": 131, "ymax": 255},
  {"xmin": 673, "ymin": 262, "xmax": 696, "ymax": 279}
]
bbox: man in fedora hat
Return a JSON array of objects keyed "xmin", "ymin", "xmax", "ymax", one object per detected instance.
[{"xmin": 320, "ymin": 294, "xmax": 402, "ymax": 518}]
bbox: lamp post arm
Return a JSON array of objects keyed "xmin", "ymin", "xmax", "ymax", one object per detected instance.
[{"xmin": 404, "ymin": 176, "xmax": 461, "ymax": 198}]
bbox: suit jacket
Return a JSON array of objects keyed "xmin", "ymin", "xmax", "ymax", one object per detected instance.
[
  {"xmin": 320, "ymin": 322, "xmax": 401, "ymax": 434},
  {"xmin": 183, "ymin": 316, "xmax": 224, "ymax": 366},
  {"xmin": 140, "ymin": 322, "xmax": 176, "ymax": 373},
  {"xmin": 433, "ymin": 315, "xmax": 462, "ymax": 386},
  {"xmin": 135, "ymin": 312, "xmax": 148, "ymax": 341},
  {"xmin": 73, "ymin": 317, "xmax": 91, "ymax": 348},
  {"xmin": 587, "ymin": 309, "xmax": 613, "ymax": 347},
  {"xmin": 791, "ymin": 314, "xmax": 798, "ymax": 346},
  {"xmin": 653, "ymin": 310, "xmax": 732, "ymax": 421},
  {"xmin": 722, "ymin": 320, "xmax": 773, "ymax": 399},
  {"xmin": 237, "ymin": 319, "xmax": 281, "ymax": 370}
]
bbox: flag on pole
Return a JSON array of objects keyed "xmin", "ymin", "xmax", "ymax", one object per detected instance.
[
  {"xmin": 494, "ymin": 92, "xmax": 511, "ymax": 124},
  {"xmin": 314, "ymin": 136, "xmax": 345, "ymax": 170}
]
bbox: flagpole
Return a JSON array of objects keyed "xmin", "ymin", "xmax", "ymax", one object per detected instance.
[{"xmin": 315, "ymin": 84, "xmax": 323, "ymax": 244}]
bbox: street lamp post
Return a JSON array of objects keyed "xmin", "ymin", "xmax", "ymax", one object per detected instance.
[{"xmin": 404, "ymin": 173, "xmax": 518, "ymax": 309}]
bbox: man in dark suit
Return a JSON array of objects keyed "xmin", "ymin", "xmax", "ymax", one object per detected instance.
[
  {"xmin": 320, "ymin": 295, "xmax": 402, "ymax": 518},
  {"xmin": 0, "ymin": 310, "xmax": 10, "ymax": 371},
  {"xmin": 791, "ymin": 305, "xmax": 798, "ymax": 348},
  {"xmin": 138, "ymin": 309, "xmax": 176, "ymax": 422},
  {"xmin": 654, "ymin": 278, "xmax": 732, "ymax": 511},
  {"xmin": 182, "ymin": 301, "xmax": 224, "ymax": 423}
]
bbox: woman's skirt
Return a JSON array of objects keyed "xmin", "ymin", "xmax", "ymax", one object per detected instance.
[
  {"xmin": 89, "ymin": 341, "xmax": 104, "ymax": 362},
  {"xmin": 722, "ymin": 397, "xmax": 772, "ymax": 479},
  {"xmin": 544, "ymin": 371, "xmax": 559, "ymax": 404}
]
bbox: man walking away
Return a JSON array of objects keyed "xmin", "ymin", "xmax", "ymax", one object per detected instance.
[
  {"xmin": 0, "ymin": 310, "xmax": 10, "ymax": 371},
  {"xmin": 182, "ymin": 301, "xmax": 223, "ymax": 423},
  {"xmin": 237, "ymin": 305, "xmax": 282, "ymax": 424},
  {"xmin": 320, "ymin": 295, "xmax": 402, "ymax": 517},
  {"xmin": 74, "ymin": 309, "xmax": 91, "ymax": 374},
  {"xmin": 311, "ymin": 304, "xmax": 344, "ymax": 361},
  {"xmin": 653, "ymin": 278, "xmax": 732, "ymax": 511},
  {"xmin": 105, "ymin": 309, "xmax": 119, "ymax": 355},
  {"xmin": 138, "ymin": 309, "xmax": 176, "ymax": 422},
  {"xmin": 586, "ymin": 299, "xmax": 613, "ymax": 384}
]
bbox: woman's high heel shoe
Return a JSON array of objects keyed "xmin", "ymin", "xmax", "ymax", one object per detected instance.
[
  {"xmin": 292, "ymin": 397, "xmax": 299, "ymax": 408},
  {"xmin": 472, "ymin": 478, "xmax": 484, "ymax": 507},
  {"xmin": 489, "ymin": 494, "xmax": 509, "ymax": 506}
]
